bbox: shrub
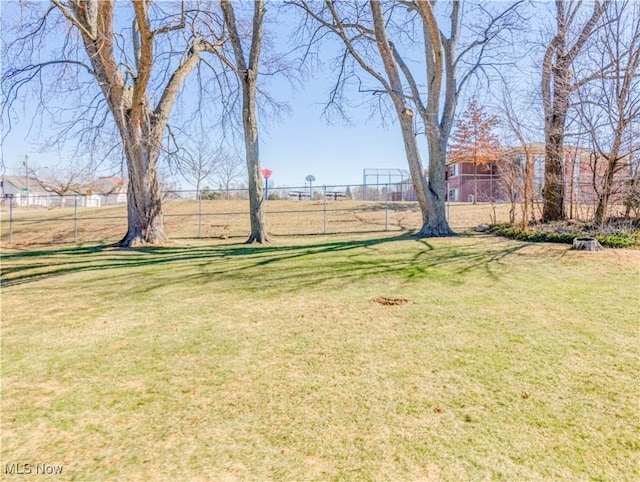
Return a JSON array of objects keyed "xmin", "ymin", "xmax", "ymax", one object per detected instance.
[{"xmin": 489, "ymin": 223, "xmax": 640, "ymax": 248}]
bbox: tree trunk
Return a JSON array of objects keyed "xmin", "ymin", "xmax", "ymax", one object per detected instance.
[
  {"xmin": 243, "ymin": 76, "xmax": 268, "ymax": 244},
  {"xmin": 594, "ymin": 161, "xmax": 617, "ymax": 227},
  {"xmin": 116, "ymin": 141, "xmax": 166, "ymax": 247},
  {"xmin": 369, "ymin": 0, "xmax": 452, "ymax": 238},
  {"xmin": 64, "ymin": 0, "xmax": 203, "ymax": 248},
  {"xmin": 221, "ymin": 0, "xmax": 268, "ymax": 244},
  {"xmin": 542, "ymin": 132, "xmax": 566, "ymax": 221},
  {"xmin": 541, "ymin": 0, "xmax": 608, "ymax": 222},
  {"xmin": 397, "ymin": 109, "xmax": 429, "ymax": 227},
  {"xmin": 542, "ymin": 64, "xmax": 569, "ymax": 222},
  {"xmin": 421, "ymin": 137, "xmax": 454, "ymax": 237},
  {"xmin": 390, "ymin": 101, "xmax": 452, "ymax": 238}
]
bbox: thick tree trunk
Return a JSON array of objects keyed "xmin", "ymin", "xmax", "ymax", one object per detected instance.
[
  {"xmin": 393, "ymin": 107, "xmax": 453, "ymax": 238},
  {"xmin": 421, "ymin": 137, "xmax": 454, "ymax": 237},
  {"xmin": 541, "ymin": 0, "xmax": 607, "ymax": 222},
  {"xmin": 542, "ymin": 63, "xmax": 569, "ymax": 222},
  {"xmin": 116, "ymin": 141, "xmax": 166, "ymax": 247},
  {"xmin": 542, "ymin": 132, "xmax": 566, "ymax": 221},
  {"xmin": 369, "ymin": 0, "xmax": 452, "ymax": 238},
  {"xmin": 118, "ymin": 189, "xmax": 165, "ymax": 247}
]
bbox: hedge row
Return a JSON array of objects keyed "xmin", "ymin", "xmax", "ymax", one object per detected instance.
[{"xmin": 489, "ymin": 224, "xmax": 640, "ymax": 249}]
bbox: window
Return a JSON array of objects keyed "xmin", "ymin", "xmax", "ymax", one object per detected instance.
[
  {"xmin": 448, "ymin": 188, "xmax": 458, "ymax": 202},
  {"xmin": 449, "ymin": 164, "xmax": 459, "ymax": 177}
]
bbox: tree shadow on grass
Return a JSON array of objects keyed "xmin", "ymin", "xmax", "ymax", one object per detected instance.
[
  {"xmin": 0, "ymin": 235, "xmax": 406, "ymax": 287},
  {"xmin": 1, "ymin": 233, "xmax": 535, "ymax": 290}
]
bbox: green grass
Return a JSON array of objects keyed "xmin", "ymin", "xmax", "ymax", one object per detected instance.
[{"xmin": 2, "ymin": 233, "xmax": 639, "ymax": 481}]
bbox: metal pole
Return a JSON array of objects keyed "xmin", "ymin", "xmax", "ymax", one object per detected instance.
[
  {"xmin": 74, "ymin": 195, "xmax": 78, "ymax": 243},
  {"xmin": 323, "ymin": 185, "xmax": 327, "ymax": 234},
  {"xmin": 385, "ymin": 184, "xmax": 389, "ymax": 231},
  {"xmin": 9, "ymin": 197, "xmax": 13, "ymax": 244},
  {"xmin": 24, "ymin": 154, "xmax": 29, "ymax": 212},
  {"xmin": 198, "ymin": 191, "xmax": 202, "ymax": 238}
]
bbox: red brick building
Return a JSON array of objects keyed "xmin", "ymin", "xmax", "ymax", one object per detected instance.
[{"xmin": 445, "ymin": 143, "xmax": 635, "ymax": 210}]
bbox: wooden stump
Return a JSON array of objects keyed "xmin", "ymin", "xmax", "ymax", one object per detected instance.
[{"xmin": 572, "ymin": 237, "xmax": 603, "ymax": 251}]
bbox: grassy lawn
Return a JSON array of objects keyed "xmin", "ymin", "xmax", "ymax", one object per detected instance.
[
  {"xmin": 1, "ymin": 233, "xmax": 639, "ymax": 480},
  {"xmin": 1, "ymin": 200, "xmax": 516, "ymax": 245}
]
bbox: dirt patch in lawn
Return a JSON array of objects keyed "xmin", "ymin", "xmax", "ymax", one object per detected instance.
[{"xmin": 372, "ymin": 297, "xmax": 412, "ymax": 306}]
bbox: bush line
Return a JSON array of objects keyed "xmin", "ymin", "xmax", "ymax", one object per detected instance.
[{"xmin": 489, "ymin": 223, "xmax": 640, "ymax": 248}]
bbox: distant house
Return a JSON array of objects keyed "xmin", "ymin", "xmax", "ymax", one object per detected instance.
[
  {"xmin": 1, "ymin": 176, "xmax": 52, "ymax": 207},
  {"xmin": 1, "ymin": 175, "xmax": 128, "ymax": 208},
  {"xmin": 86, "ymin": 177, "xmax": 128, "ymax": 205}
]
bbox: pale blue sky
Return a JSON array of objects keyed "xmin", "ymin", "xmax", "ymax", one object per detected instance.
[
  {"xmin": 0, "ymin": 1, "xmax": 536, "ymax": 189},
  {"xmin": 2, "ymin": 76, "xmax": 410, "ymax": 188},
  {"xmin": 0, "ymin": 4, "xmax": 412, "ymax": 189},
  {"xmin": 259, "ymin": 79, "xmax": 412, "ymax": 187},
  {"xmin": 1, "ymin": 41, "xmax": 411, "ymax": 188}
]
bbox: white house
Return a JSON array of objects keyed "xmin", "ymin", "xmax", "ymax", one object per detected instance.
[
  {"xmin": 87, "ymin": 177, "xmax": 128, "ymax": 205},
  {"xmin": 1, "ymin": 176, "xmax": 52, "ymax": 207}
]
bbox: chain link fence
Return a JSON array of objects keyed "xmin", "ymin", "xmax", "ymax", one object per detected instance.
[{"xmin": 1, "ymin": 181, "xmax": 634, "ymax": 245}]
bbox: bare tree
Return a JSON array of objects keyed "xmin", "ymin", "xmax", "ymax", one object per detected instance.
[
  {"xmin": 495, "ymin": 85, "xmax": 541, "ymax": 228},
  {"xmin": 541, "ymin": 0, "xmax": 610, "ymax": 222},
  {"xmin": 496, "ymin": 153, "xmax": 522, "ymax": 225},
  {"xmin": 30, "ymin": 160, "xmax": 94, "ymax": 207},
  {"xmin": 170, "ymin": 137, "xmax": 219, "ymax": 196},
  {"xmin": 218, "ymin": 0, "xmax": 268, "ymax": 243},
  {"xmin": 2, "ymin": 1, "xmax": 224, "ymax": 246},
  {"xmin": 291, "ymin": 0, "xmax": 523, "ymax": 237},
  {"xmin": 574, "ymin": 1, "xmax": 640, "ymax": 227},
  {"xmin": 213, "ymin": 150, "xmax": 246, "ymax": 199}
]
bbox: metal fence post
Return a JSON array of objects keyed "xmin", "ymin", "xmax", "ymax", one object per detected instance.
[
  {"xmin": 385, "ymin": 184, "xmax": 389, "ymax": 231},
  {"xmin": 198, "ymin": 192, "xmax": 202, "ymax": 238},
  {"xmin": 8, "ymin": 197, "xmax": 13, "ymax": 244},
  {"xmin": 74, "ymin": 195, "xmax": 78, "ymax": 243},
  {"xmin": 362, "ymin": 172, "xmax": 366, "ymax": 201},
  {"xmin": 323, "ymin": 185, "xmax": 327, "ymax": 234}
]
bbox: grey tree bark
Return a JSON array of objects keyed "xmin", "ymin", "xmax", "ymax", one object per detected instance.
[{"xmin": 220, "ymin": 0, "xmax": 269, "ymax": 243}]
